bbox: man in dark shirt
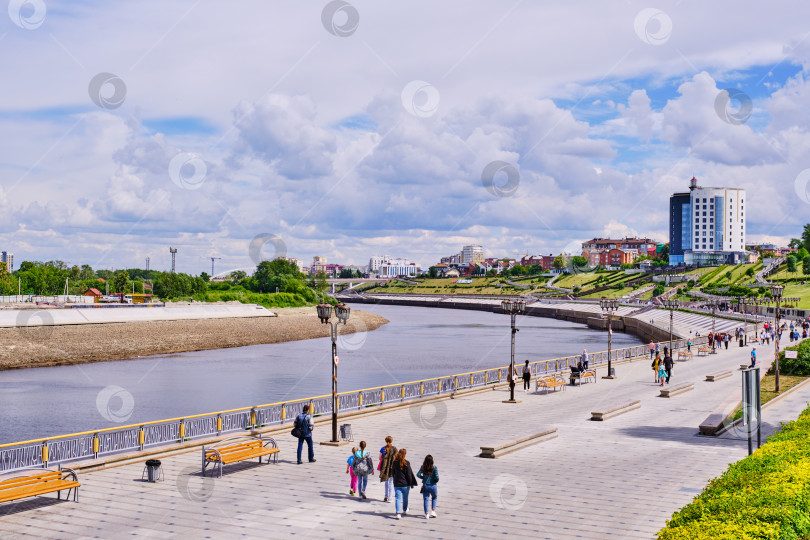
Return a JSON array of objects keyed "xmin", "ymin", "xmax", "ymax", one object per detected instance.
[{"xmin": 663, "ymin": 353, "xmax": 674, "ymax": 384}]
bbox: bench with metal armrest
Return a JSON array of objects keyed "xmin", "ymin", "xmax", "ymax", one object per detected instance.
[
  {"xmin": 535, "ymin": 375, "xmax": 566, "ymax": 394},
  {"xmin": 569, "ymin": 368, "xmax": 597, "ymax": 386},
  {"xmin": 0, "ymin": 467, "xmax": 80, "ymax": 505},
  {"xmin": 202, "ymin": 435, "xmax": 279, "ymax": 478}
]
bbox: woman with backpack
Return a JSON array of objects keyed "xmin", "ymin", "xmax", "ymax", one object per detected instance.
[
  {"xmin": 378, "ymin": 435, "xmax": 398, "ymax": 503},
  {"xmin": 391, "ymin": 448, "xmax": 418, "ymax": 519},
  {"xmin": 352, "ymin": 440, "xmax": 374, "ymax": 499},
  {"xmin": 416, "ymin": 454, "xmax": 439, "ymax": 520}
]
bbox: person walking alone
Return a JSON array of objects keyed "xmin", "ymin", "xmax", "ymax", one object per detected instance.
[
  {"xmin": 379, "ymin": 436, "xmax": 398, "ymax": 503},
  {"xmin": 294, "ymin": 404, "xmax": 315, "ymax": 465},
  {"xmin": 581, "ymin": 349, "xmax": 589, "ymax": 370},
  {"xmin": 649, "ymin": 341, "xmax": 655, "ymax": 360},
  {"xmin": 724, "ymin": 333, "xmax": 729, "ymax": 350},
  {"xmin": 352, "ymin": 441, "xmax": 374, "ymax": 499},
  {"xmin": 522, "ymin": 360, "xmax": 531, "ymax": 393},
  {"xmin": 417, "ymin": 454, "xmax": 439, "ymax": 520},
  {"xmin": 391, "ymin": 448, "xmax": 418, "ymax": 520}
]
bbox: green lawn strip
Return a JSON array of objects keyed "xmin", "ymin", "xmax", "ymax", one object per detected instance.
[
  {"xmin": 730, "ymin": 374, "xmax": 809, "ymax": 422},
  {"xmin": 658, "ymin": 403, "xmax": 810, "ymax": 539}
]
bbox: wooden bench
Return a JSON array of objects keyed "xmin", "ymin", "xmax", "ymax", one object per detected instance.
[
  {"xmin": 479, "ymin": 428, "xmax": 558, "ymax": 458},
  {"xmin": 678, "ymin": 351, "xmax": 692, "ymax": 361},
  {"xmin": 705, "ymin": 370, "xmax": 732, "ymax": 382},
  {"xmin": 591, "ymin": 400, "xmax": 641, "ymax": 421},
  {"xmin": 536, "ymin": 375, "xmax": 566, "ymax": 394},
  {"xmin": 202, "ymin": 435, "xmax": 279, "ymax": 478},
  {"xmin": 0, "ymin": 467, "xmax": 80, "ymax": 505},
  {"xmin": 697, "ymin": 347, "xmax": 711, "ymax": 357},
  {"xmin": 739, "ymin": 363, "xmax": 751, "ymax": 370},
  {"xmin": 659, "ymin": 382, "xmax": 694, "ymax": 398},
  {"xmin": 570, "ymin": 368, "xmax": 597, "ymax": 386}
]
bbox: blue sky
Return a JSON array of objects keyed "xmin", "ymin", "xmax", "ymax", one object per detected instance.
[{"xmin": 1, "ymin": 1, "xmax": 809, "ymax": 274}]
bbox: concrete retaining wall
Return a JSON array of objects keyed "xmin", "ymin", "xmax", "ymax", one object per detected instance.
[{"xmin": 346, "ymin": 295, "xmax": 675, "ymax": 343}]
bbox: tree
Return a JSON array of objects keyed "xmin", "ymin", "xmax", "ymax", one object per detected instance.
[
  {"xmin": 552, "ymin": 255, "xmax": 565, "ymax": 270},
  {"xmin": 660, "ymin": 244, "xmax": 670, "ymax": 263},
  {"xmin": 252, "ymin": 259, "xmax": 305, "ymax": 293},
  {"xmin": 804, "ymin": 258, "xmax": 810, "ymax": 276},
  {"xmin": 112, "ymin": 270, "xmax": 130, "ymax": 293},
  {"xmin": 571, "ymin": 256, "xmax": 588, "ymax": 267},
  {"xmin": 200, "ymin": 272, "xmax": 210, "ymax": 282},
  {"xmin": 230, "ymin": 270, "xmax": 247, "ymax": 283},
  {"xmin": 797, "ymin": 247, "xmax": 809, "ymax": 260},
  {"xmin": 802, "ymin": 223, "xmax": 810, "ymax": 252},
  {"xmin": 787, "ymin": 255, "xmax": 798, "ymax": 273},
  {"xmin": 745, "ymin": 267, "xmax": 755, "ymax": 277},
  {"xmin": 789, "ymin": 238, "xmax": 803, "ymax": 249},
  {"xmin": 428, "ymin": 266, "xmax": 438, "ymax": 278}
]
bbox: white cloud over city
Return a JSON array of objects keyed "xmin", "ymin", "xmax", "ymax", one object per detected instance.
[{"xmin": 1, "ymin": 0, "xmax": 809, "ymax": 273}]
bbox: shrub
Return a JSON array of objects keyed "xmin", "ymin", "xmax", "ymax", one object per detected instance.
[
  {"xmin": 771, "ymin": 341, "xmax": 810, "ymax": 376},
  {"xmin": 658, "ymin": 405, "xmax": 810, "ymax": 539}
]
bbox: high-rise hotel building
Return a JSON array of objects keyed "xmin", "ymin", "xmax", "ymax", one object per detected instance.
[{"xmin": 669, "ymin": 177, "xmax": 746, "ymax": 266}]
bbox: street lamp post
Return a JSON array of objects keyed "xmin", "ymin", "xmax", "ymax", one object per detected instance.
[
  {"xmin": 599, "ymin": 297, "xmax": 620, "ymax": 378},
  {"xmin": 501, "ymin": 299, "xmax": 526, "ymax": 403},
  {"xmin": 662, "ymin": 299, "xmax": 680, "ymax": 357},
  {"xmin": 316, "ymin": 302, "xmax": 351, "ymax": 443}
]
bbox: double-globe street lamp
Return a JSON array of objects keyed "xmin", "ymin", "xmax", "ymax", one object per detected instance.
[
  {"xmin": 316, "ymin": 302, "xmax": 351, "ymax": 443},
  {"xmin": 662, "ymin": 298, "xmax": 680, "ymax": 358},
  {"xmin": 501, "ymin": 299, "xmax": 526, "ymax": 403},
  {"xmin": 599, "ymin": 297, "xmax": 620, "ymax": 378}
]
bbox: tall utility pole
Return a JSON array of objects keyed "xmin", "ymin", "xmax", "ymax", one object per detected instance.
[
  {"xmin": 145, "ymin": 257, "xmax": 150, "ymax": 280},
  {"xmin": 169, "ymin": 248, "xmax": 178, "ymax": 274},
  {"xmin": 210, "ymin": 257, "xmax": 222, "ymax": 276}
]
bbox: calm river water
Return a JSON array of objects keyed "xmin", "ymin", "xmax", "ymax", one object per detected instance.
[{"xmin": 0, "ymin": 304, "xmax": 642, "ymax": 443}]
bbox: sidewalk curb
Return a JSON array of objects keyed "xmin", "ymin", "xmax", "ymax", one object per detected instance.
[{"xmin": 716, "ymin": 373, "xmax": 810, "ymax": 437}]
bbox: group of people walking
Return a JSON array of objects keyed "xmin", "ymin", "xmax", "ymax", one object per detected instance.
[
  {"xmin": 650, "ymin": 345, "xmax": 674, "ymax": 386},
  {"xmin": 294, "ymin": 408, "xmax": 440, "ymax": 520},
  {"xmin": 346, "ymin": 435, "xmax": 439, "ymax": 520}
]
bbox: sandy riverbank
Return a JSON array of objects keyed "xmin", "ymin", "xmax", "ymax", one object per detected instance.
[{"xmin": 0, "ymin": 307, "xmax": 388, "ymax": 371}]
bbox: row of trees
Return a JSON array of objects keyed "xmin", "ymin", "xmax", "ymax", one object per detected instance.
[{"xmin": 0, "ymin": 259, "xmax": 322, "ymax": 300}]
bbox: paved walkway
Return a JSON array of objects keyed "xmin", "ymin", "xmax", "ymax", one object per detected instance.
[{"xmin": 2, "ymin": 343, "xmax": 808, "ymax": 539}]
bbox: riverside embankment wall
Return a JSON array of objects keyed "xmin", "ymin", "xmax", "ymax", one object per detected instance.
[{"xmin": 343, "ymin": 295, "xmax": 675, "ymax": 343}]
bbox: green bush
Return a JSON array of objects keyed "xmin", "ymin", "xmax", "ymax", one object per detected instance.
[
  {"xmin": 658, "ymin": 405, "xmax": 810, "ymax": 539},
  {"xmin": 771, "ymin": 341, "xmax": 810, "ymax": 376}
]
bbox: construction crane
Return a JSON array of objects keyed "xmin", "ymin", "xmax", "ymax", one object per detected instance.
[{"xmin": 209, "ymin": 257, "xmax": 222, "ymax": 276}]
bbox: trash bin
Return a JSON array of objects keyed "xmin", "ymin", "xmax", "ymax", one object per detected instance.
[
  {"xmin": 739, "ymin": 338, "xmax": 744, "ymax": 347},
  {"xmin": 144, "ymin": 459, "xmax": 162, "ymax": 483}
]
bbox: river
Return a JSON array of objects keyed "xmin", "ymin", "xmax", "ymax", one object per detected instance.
[{"xmin": 0, "ymin": 304, "xmax": 643, "ymax": 443}]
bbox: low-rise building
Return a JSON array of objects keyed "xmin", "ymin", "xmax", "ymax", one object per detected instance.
[
  {"xmin": 379, "ymin": 259, "xmax": 419, "ymax": 277},
  {"xmin": 582, "ymin": 237, "xmax": 658, "ymax": 266}
]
